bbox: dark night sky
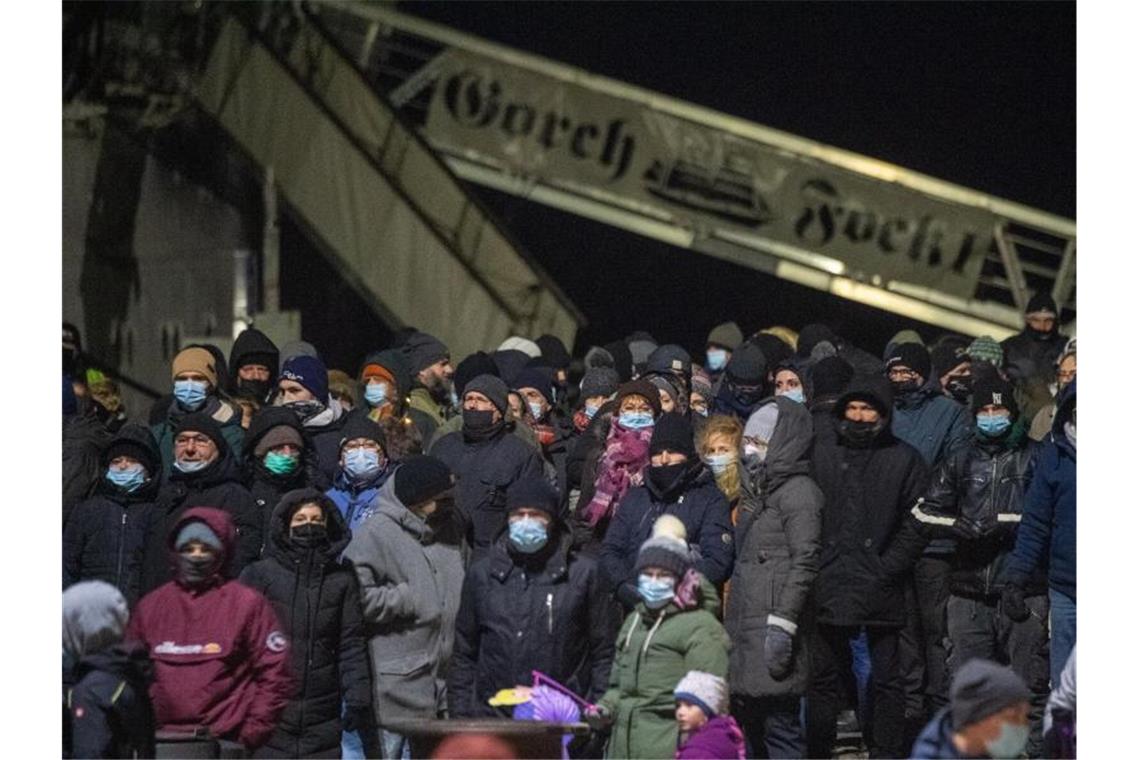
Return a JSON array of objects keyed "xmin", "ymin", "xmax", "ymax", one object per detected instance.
[{"xmin": 398, "ymin": 1, "xmax": 1075, "ymax": 356}]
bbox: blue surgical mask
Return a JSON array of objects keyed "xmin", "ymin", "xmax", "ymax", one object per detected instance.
[
  {"xmin": 106, "ymin": 464, "xmax": 147, "ymax": 492},
  {"xmin": 363, "ymin": 383, "xmax": 389, "ymax": 407},
  {"xmin": 173, "ymin": 379, "xmax": 209, "ymax": 410},
  {"xmin": 638, "ymin": 574, "xmax": 676, "ymax": 609},
  {"xmin": 618, "ymin": 411, "xmax": 654, "ymax": 430},
  {"xmin": 173, "ymin": 458, "xmax": 209, "ymax": 474},
  {"xmin": 527, "ymin": 401, "xmax": 546, "ymax": 422},
  {"xmin": 508, "ymin": 517, "xmax": 549, "ymax": 554},
  {"xmin": 343, "ymin": 447, "xmax": 381, "ymax": 480},
  {"xmin": 584, "ymin": 403, "xmax": 600, "ymax": 420},
  {"xmin": 706, "ymin": 348, "xmax": 728, "ymax": 372},
  {"xmin": 779, "ymin": 388, "xmax": 806, "ymax": 404},
  {"xmin": 976, "ymin": 413, "xmax": 1012, "ymax": 437},
  {"xmin": 703, "ymin": 452, "xmax": 736, "ymax": 475},
  {"xmin": 984, "ymin": 721, "xmax": 1029, "ymax": 759}
]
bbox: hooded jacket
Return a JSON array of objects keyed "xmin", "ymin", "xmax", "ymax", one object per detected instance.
[
  {"xmin": 63, "ymin": 425, "xmax": 162, "ymax": 604},
  {"xmin": 341, "ymin": 476, "xmax": 466, "ymax": 724},
  {"xmin": 299, "ymin": 403, "xmax": 348, "ymax": 485},
  {"xmin": 600, "ymin": 468, "xmax": 734, "ymax": 610},
  {"xmin": 430, "ymin": 421, "xmax": 546, "ymax": 561},
  {"xmin": 676, "ymin": 715, "xmax": 746, "ymax": 760},
  {"xmin": 150, "ymin": 397, "xmax": 245, "ymax": 475},
  {"xmin": 230, "ymin": 328, "xmax": 280, "ymax": 398},
  {"xmin": 809, "ymin": 375, "xmax": 931, "ymax": 627},
  {"xmin": 597, "ymin": 592, "xmax": 730, "ymax": 760},
  {"xmin": 725, "ymin": 397, "xmax": 823, "ymax": 697},
  {"xmin": 239, "ymin": 490, "xmax": 372, "ymax": 757},
  {"xmin": 1001, "ymin": 323, "xmax": 1069, "ymax": 387},
  {"xmin": 910, "ymin": 707, "xmax": 968, "ymax": 759},
  {"xmin": 243, "ymin": 406, "xmax": 328, "ymax": 546},
  {"xmin": 140, "ymin": 448, "xmax": 262, "ymax": 595},
  {"xmin": 127, "ymin": 507, "xmax": 293, "ymax": 750},
  {"xmin": 1001, "ymin": 379, "xmax": 1076, "ymax": 600},
  {"xmin": 63, "ymin": 407, "xmax": 116, "ymax": 527},
  {"xmin": 448, "ymin": 529, "xmax": 616, "ymax": 717}
]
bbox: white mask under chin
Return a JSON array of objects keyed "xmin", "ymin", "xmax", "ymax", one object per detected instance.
[{"xmin": 743, "ymin": 443, "xmax": 768, "ymax": 462}]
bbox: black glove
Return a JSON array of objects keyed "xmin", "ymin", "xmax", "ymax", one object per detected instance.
[
  {"xmin": 764, "ymin": 625, "xmax": 795, "ymax": 680},
  {"xmin": 1002, "ymin": 584, "xmax": 1030, "ymax": 622},
  {"xmin": 950, "ymin": 517, "xmax": 984, "ymax": 541},
  {"xmin": 342, "ymin": 705, "xmax": 373, "ymax": 734}
]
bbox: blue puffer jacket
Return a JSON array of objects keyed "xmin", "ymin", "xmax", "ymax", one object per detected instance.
[
  {"xmin": 910, "ymin": 707, "xmax": 967, "ymax": 759},
  {"xmin": 325, "ymin": 467, "xmax": 391, "ymax": 534},
  {"xmin": 1002, "ymin": 379, "xmax": 1076, "ymax": 600}
]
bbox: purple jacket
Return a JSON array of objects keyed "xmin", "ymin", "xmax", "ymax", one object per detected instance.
[{"xmin": 676, "ymin": 716, "xmax": 746, "ymax": 760}]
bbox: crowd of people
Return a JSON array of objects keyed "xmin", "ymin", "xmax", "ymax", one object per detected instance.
[{"xmin": 61, "ymin": 292, "xmax": 1077, "ymax": 759}]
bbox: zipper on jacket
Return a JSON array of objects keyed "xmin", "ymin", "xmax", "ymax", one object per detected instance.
[
  {"xmin": 115, "ymin": 510, "xmax": 127, "ymax": 589},
  {"xmin": 546, "ymin": 592, "xmax": 553, "ymax": 634},
  {"xmin": 983, "ymin": 454, "xmax": 999, "ymax": 596}
]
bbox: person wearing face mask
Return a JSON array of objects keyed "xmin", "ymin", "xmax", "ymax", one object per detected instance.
[
  {"xmin": 704, "ymin": 321, "xmax": 744, "ymax": 385},
  {"xmin": 1000, "ymin": 293, "xmax": 1070, "ymax": 387},
  {"xmin": 536, "ymin": 334, "xmax": 574, "ymax": 410},
  {"xmin": 1029, "ymin": 337, "xmax": 1076, "ymax": 442},
  {"xmin": 229, "ymin": 328, "xmax": 280, "ymax": 428},
  {"xmin": 358, "ymin": 348, "xmax": 438, "ymax": 445},
  {"xmin": 573, "ymin": 367, "xmax": 620, "ymax": 434},
  {"xmin": 325, "ymin": 414, "xmax": 392, "ymax": 533},
  {"xmin": 575, "ymin": 379, "xmax": 662, "ymax": 552},
  {"xmin": 343, "ymin": 455, "xmax": 466, "ymax": 759},
  {"xmin": 806, "ymin": 374, "xmax": 930, "ymax": 759},
  {"xmin": 696, "ymin": 415, "xmax": 743, "ymax": 510},
  {"xmin": 430, "ymin": 374, "xmax": 546, "ymax": 561},
  {"xmin": 912, "ymin": 659, "xmax": 1033, "ymax": 759},
  {"xmin": 711, "ymin": 342, "xmax": 769, "ymax": 423},
  {"xmin": 239, "ymin": 491, "xmax": 375, "ymax": 759},
  {"xmin": 587, "ymin": 527, "xmax": 729, "ymax": 760},
  {"xmin": 129, "ymin": 508, "xmax": 293, "ymax": 755},
  {"xmin": 243, "ymin": 406, "xmax": 326, "ymax": 546},
  {"xmin": 513, "ymin": 366, "xmax": 576, "ymax": 497},
  {"xmin": 140, "ymin": 414, "xmax": 262, "ymax": 595},
  {"xmin": 910, "ymin": 376, "xmax": 1049, "ymax": 755},
  {"xmin": 806, "ymin": 356, "xmax": 855, "ymax": 448},
  {"xmin": 725, "ymin": 397, "xmax": 823, "ymax": 758},
  {"xmin": 275, "ymin": 355, "xmax": 347, "ymax": 483},
  {"xmin": 64, "ymin": 424, "xmax": 162, "ymax": 605},
  {"xmin": 600, "ymin": 413, "xmax": 734, "ymax": 612},
  {"xmin": 1000, "ymin": 379, "xmax": 1076, "ymax": 689},
  {"xmin": 402, "ymin": 331, "xmax": 456, "ymax": 439},
  {"xmin": 689, "ymin": 368, "xmax": 715, "ymax": 423},
  {"xmin": 150, "ymin": 346, "xmax": 245, "ymax": 474},
  {"xmin": 772, "ymin": 361, "xmax": 809, "ymax": 406},
  {"xmin": 448, "ymin": 478, "xmax": 615, "ymax": 718},
  {"xmin": 930, "ymin": 340, "xmax": 974, "ymax": 407}
]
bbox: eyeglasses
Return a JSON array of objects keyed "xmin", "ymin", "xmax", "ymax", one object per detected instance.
[{"xmin": 174, "ymin": 434, "xmax": 212, "ymax": 447}]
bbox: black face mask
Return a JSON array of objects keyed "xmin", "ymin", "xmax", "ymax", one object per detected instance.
[
  {"xmin": 178, "ymin": 553, "xmax": 220, "ymax": 586},
  {"xmin": 729, "ymin": 382, "xmax": 764, "ymax": 406},
  {"xmin": 838, "ymin": 418, "xmax": 884, "ymax": 447},
  {"xmin": 290, "ymin": 522, "xmax": 329, "ymax": 549},
  {"xmin": 286, "ymin": 400, "xmax": 325, "ymax": 423},
  {"xmin": 946, "ymin": 378, "xmax": 972, "ymax": 404},
  {"xmin": 1029, "ymin": 327, "xmax": 1056, "ymax": 342},
  {"xmin": 647, "ymin": 462, "xmax": 689, "ymax": 499},
  {"xmin": 238, "ymin": 378, "xmax": 273, "ymax": 402},
  {"xmin": 463, "ymin": 408, "xmax": 497, "ymax": 433},
  {"xmin": 890, "ymin": 379, "xmax": 921, "ymax": 396}
]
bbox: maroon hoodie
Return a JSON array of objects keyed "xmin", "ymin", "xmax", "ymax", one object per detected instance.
[{"xmin": 127, "ymin": 507, "xmax": 293, "ymax": 749}]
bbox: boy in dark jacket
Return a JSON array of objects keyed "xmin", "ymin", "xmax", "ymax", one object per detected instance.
[
  {"xmin": 912, "ymin": 659, "xmax": 1031, "ymax": 759},
  {"xmin": 240, "ymin": 489, "xmax": 374, "ymax": 758},
  {"xmin": 63, "ymin": 581, "xmax": 155, "ymax": 759},
  {"xmin": 674, "ymin": 671, "xmax": 745, "ymax": 760}
]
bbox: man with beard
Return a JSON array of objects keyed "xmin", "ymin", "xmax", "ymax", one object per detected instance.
[{"xmin": 403, "ymin": 331, "xmax": 455, "ymax": 441}]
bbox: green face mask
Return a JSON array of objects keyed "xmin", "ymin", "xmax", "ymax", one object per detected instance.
[{"xmin": 264, "ymin": 450, "xmax": 300, "ymax": 476}]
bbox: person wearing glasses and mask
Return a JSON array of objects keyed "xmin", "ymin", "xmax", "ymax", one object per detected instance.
[{"xmin": 325, "ymin": 415, "xmax": 392, "ymax": 533}]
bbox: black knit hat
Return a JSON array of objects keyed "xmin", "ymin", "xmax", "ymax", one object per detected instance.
[
  {"xmin": 1025, "ymin": 291, "xmax": 1058, "ymax": 317},
  {"xmin": 464, "ymin": 374, "xmax": 509, "ymax": 414},
  {"xmin": 797, "ymin": 324, "xmax": 837, "ymax": 358},
  {"xmin": 403, "ymin": 332, "xmax": 450, "ymax": 375},
  {"xmin": 580, "ymin": 367, "xmax": 620, "ymax": 400},
  {"xmin": 103, "ymin": 424, "xmax": 161, "ymax": 475},
  {"xmin": 750, "ymin": 334, "xmax": 793, "ymax": 371},
  {"xmin": 971, "ymin": 375, "xmax": 1019, "ymax": 418},
  {"xmin": 810, "ymin": 356, "xmax": 854, "ymax": 399},
  {"xmin": 512, "ymin": 367, "xmax": 555, "ymax": 406},
  {"xmin": 649, "ymin": 412, "xmax": 697, "ymax": 459},
  {"xmin": 884, "ymin": 343, "xmax": 932, "ymax": 381},
  {"xmin": 950, "ymin": 659, "xmax": 1031, "ymax": 731},
  {"xmin": 535, "ymin": 334, "xmax": 571, "ymax": 370},
  {"xmin": 338, "ymin": 412, "xmax": 386, "ymax": 453},
  {"xmin": 506, "ymin": 477, "xmax": 560, "ymax": 519},
  {"xmin": 454, "ymin": 351, "xmax": 499, "ymax": 398},
  {"xmin": 394, "ymin": 455, "xmax": 455, "ymax": 508},
  {"xmin": 931, "ymin": 342, "xmax": 969, "ymax": 380},
  {"xmin": 725, "ymin": 343, "xmax": 767, "ymax": 385},
  {"xmin": 174, "ymin": 413, "xmax": 228, "ymax": 455}
]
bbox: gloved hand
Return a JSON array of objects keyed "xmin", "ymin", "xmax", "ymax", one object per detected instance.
[
  {"xmin": 764, "ymin": 625, "xmax": 795, "ymax": 680},
  {"xmin": 950, "ymin": 517, "xmax": 984, "ymax": 541},
  {"xmin": 584, "ymin": 704, "xmax": 613, "ymax": 731},
  {"xmin": 1002, "ymin": 584, "xmax": 1030, "ymax": 622}
]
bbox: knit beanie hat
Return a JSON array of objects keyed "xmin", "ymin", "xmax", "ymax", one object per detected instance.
[
  {"xmin": 172, "ymin": 347, "xmax": 219, "ymax": 388},
  {"xmin": 635, "ymin": 531, "xmax": 691, "ymax": 578},
  {"xmin": 103, "ymin": 425, "xmax": 160, "ymax": 475},
  {"xmin": 1025, "ymin": 292, "xmax": 1058, "ymax": 318},
  {"xmin": 649, "ymin": 412, "xmax": 697, "ymax": 458},
  {"xmin": 174, "ymin": 413, "xmax": 228, "ymax": 455},
  {"xmin": 512, "ymin": 367, "xmax": 555, "ymax": 406},
  {"xmin": 394, "ymin": 455, "xmax": 455, "ymax": 508},
  {"xmin": 464, "ymin": 374, "xmax": 509, "ymax": 415},
  {"xmin": 744, "ymin": 403, "xmax": 779, "ymax": 445},
  {"xmin": 454, "ymin": 351, "xmax": 500, "ymax": 398},
  {"xmin": 884, "ymin": 343, "xmax": 932, "ymax": 380},
  {"xmin": 883, "ymin": 329, "xmax": 925, "ymax": 360},
  {"xmin": 580, "ymin": 367, "xmax": 620, "ymax": 400},
  {"xmin": 281, "ymin": 355, "xmax": 329, "ymax": 402},
  {"xmin": 279, "ymin": 340, "xmax": 320, "ymax": 369},
  {"xmin": 971, "ymin": 375, "xmax": 1019, "ymax": 419},
  {"xmin": 706, "ymin": 321, "xmax": 744, "ymax": 351},
  {"xmin": 931, "ymin": 343, "xmax": 969, "ymax": 380},
  {"xmin": 690, "ymin": 367, "xmax": 713, "ymax": 403},
  {"xmin": 498, "ymin": 336, "xmax": 542, "ymax": 358},
  {"xmin": 175, "ymin": 520, "xmax": 223, "ymax": 552},
  {"xmin": 491, "ymin": 350, "xmax": 530, "ymax": 387},
  {"xmin": 809, "ymin": 356, "xmax": 854, "ymax": 399},
  {"xmin": 725, "ymin": 343, "xmax": 767, "ymax": 385},
  {"xmin": 674, "ymin": 671, "xmax": 730, "ymax": 717},
  {"xmin": 506, "ymin": 477, "xmax": 560, "ymax": 520},
  {"xmin": 950, "ymin": 659, "xmax": 1031, "ymax": 731},
  {"xmin": 967, "ymin": 336, "xmax": 1005, "ymax": 367},
  {"xmin": 338, "ymin": 413, "xmax": 386, "ymax": 452},
  {"xmin": 254, "ymin": 424, "xmax": 304, "ymax": 458},
  {"xmin": 646, "ymin": 344, "xmax": 692, "ymax": 378},
  {"xmin": 535, "ymin": 334, "xmax": 572, "ymax": 370},
  {"xmin": 797, "ymin": 324, "xmax": 837, "ymax": 358},
  {"xmin": 404, "ymin": 331, "xmax": 450, "ymax": 374},
  {"xmin": 615, "ymin": 378, "xmax": 663, "ymax": 418},
  {"xmin": 648, "ymin": 375, "xmax": 680, "ymax": 408}
]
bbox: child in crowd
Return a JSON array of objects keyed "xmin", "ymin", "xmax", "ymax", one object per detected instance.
[{"xmin": 674, "ymin": 671, "xmax": 745, "ymax": 760}]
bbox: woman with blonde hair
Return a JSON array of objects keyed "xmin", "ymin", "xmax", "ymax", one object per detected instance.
[{"xmin": 697, "ymin": 415, "xmax": 744, "ymax": 511}]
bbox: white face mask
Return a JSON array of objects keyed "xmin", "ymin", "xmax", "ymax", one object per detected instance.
[
  {"xmin": 743, "ymin": 442, "xmax": 768, "ymax": 463},
  {"xmin": 984, "ymin": 721, "xmax": 1029, "ymax": 759}
]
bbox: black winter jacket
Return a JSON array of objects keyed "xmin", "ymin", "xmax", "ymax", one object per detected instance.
[
  {"xmin": 63, "ymin": 410, "xmax": 114, "ymax": 527},
  {"xmin": 600, "ymin": 467, "xmax": 735, "ymax": 610},
  {"xmin": 64, "ymin": 643, "xmax": 156, "ymax": 760},
  {"xmin": 140, "ymin": 450, "xmax": 262, "ymax": 594},
  {"xmin": 810, "ymin": 375, "xmax": 931, "ymax": 627},
  {"xmin": 240, "ymin": 490, "xmax": 373, "ymax": 758},
  {"xmin": 448, "ymin": 530, "xmax": 616, "ymax": 717},
  {"xmin": 305, "ymin": 411, "xmax": 348, "ymax": 485},
  {"xmin": 430, "ymin": 422, "xmax": 546, "ymax": 560},
  {"xmin": 912, "ymin": 431, "xmax": 1047, "ymax": 599}
]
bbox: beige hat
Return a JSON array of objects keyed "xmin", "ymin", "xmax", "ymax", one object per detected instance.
[{"xmin": 172, "ymin": 347, "xmax": 218, "ymax": 387}]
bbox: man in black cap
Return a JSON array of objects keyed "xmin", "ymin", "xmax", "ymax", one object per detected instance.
[
  {"xmin": 1001, "ymin": 292, "xmax": 1069, "ymax": 387},
  {"xmin": 807, "ymin": 355, "xmax": 854, "ymax": 448},
  {"xmin": 430, "ymin": 374, "xmax": 545, "ymax": 560},
  {"xmin": 403, "ymin": 331, "xmax": 455, "ymax": 436},
  {"xmin": 448, "ymin": 477, "xmax": 615, "ymax": 717},
  {"xmin": 711, "ymin": 343, "xmax": 768, "ymax": 422},
  {"xmin": 910, "ymin": 375, "xmax": 1049, "ymax": 754},
  {"xmin": 912, "ymin": 659, "xmax": 1032, "ymax": 759}
]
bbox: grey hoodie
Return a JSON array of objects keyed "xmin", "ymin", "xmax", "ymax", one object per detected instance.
[
  {"xmin": 342, "ymin": 476, "xmax": 466, "ymax": 724},
  {"xmin": 63, "ymin": 581, "xmax": 129, "ymax": 662}
]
